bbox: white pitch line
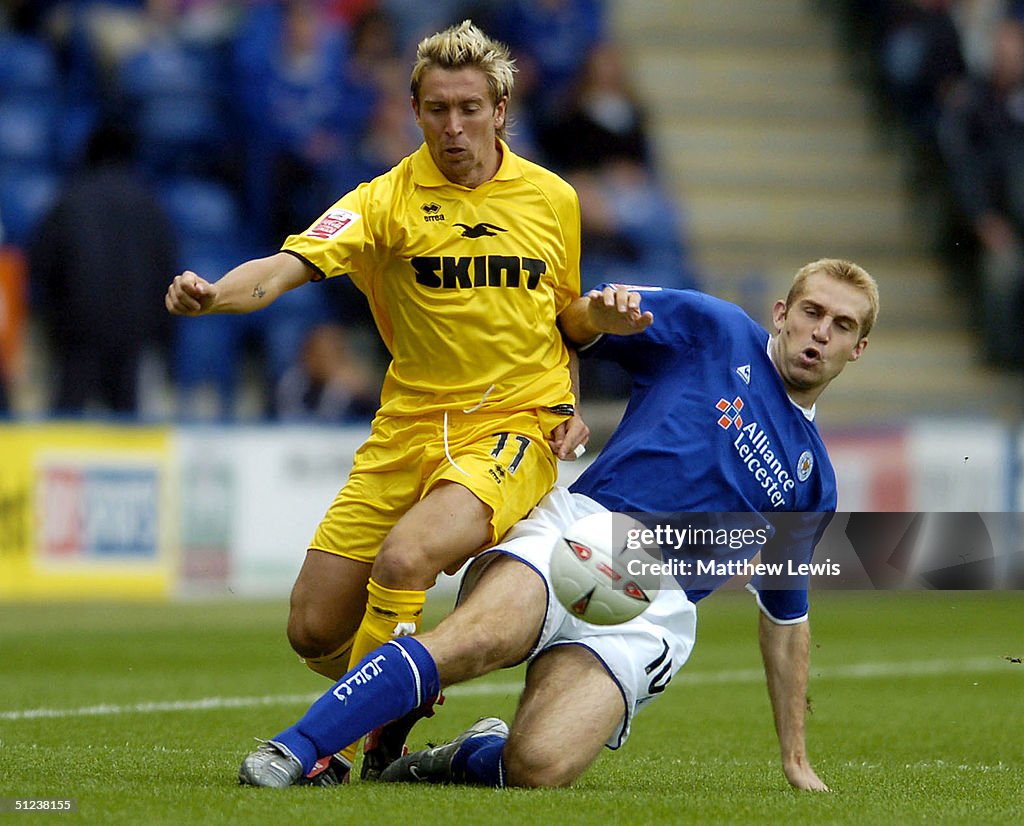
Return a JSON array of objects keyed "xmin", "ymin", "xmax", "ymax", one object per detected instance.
[
  {"xmin": 679, "ymin": 655, "xmax": 1018, "ymax": 685},
  {"xmin": 1, "ymin": 657, "xmax": 1018, "ymax": 722},
  {"xmin": 0, "ymin": 684, "xmax": 525, "ymax": 722},
  {"xmin": 0, "ymin": 693, "xmax": 324, "ymax": 722}
]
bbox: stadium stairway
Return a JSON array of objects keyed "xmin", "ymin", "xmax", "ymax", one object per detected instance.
[{"xmin": 603, "ymin": 0, "xmax": 1024, "ymax": 431}]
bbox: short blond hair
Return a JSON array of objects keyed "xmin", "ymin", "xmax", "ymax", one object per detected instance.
[
  {"xmin": 787, "ymin": 258, "xmax": 879, "ymax": 337},
  {"xmin": 410, "ymin": 20, "xmax": 516, "ymax": 137}
]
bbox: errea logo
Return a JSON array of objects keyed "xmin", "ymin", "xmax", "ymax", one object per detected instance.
[{"xmin": 421, "ymin": 202, "xmax": 445, "ymax": 223}]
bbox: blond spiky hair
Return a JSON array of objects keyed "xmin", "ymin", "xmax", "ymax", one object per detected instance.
[{"xmin": 410, "ymin": 20, "xmax": 516, "ymax": 136}]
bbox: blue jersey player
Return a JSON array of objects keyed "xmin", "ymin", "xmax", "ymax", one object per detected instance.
[{"xmin": 238, "ymin": 258, "xmax": 878, "ymax": 792}]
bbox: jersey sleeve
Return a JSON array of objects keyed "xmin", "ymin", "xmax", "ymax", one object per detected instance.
[
  {"xmin": 554, "ymin": 189, "xmax": 582, "ymax": 312},
  {"xmin": 748, "ymin": 511, "xmax": 835, "ymax": 624},
  {"xmin": 280, "ymin": 184, "xmax": 380, "ymax": 288}
]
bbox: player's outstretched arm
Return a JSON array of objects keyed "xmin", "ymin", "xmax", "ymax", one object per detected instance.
[
  {"xmin": 165, "ymin": 252, "xmax": 312, "ymax": 316},
  {"xmin": 758, "ymin": 612, "xmax": 830, "ymax": 792},
  {"xmin": 557, "ymin": 286, "xmax": 654, "ymax": 348}
]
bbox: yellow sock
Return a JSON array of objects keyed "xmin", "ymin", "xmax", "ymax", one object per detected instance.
[
  {"xmin": 302, "ymin": 638, "xmax": 354, "ymax": 681},
  {"xmin": 350, "ymin": 577, "xmax": 426, "ymax": 666},
  {"xmin": 338, "ymin": 741, "xmax": 358, "ymax": 770}
]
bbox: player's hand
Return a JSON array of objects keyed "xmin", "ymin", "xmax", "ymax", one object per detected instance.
[
  {"xmin": 782, "ymin": 758, "xmax": 830, "ymax": 792},
  {"xmin": 548, "ymin": 411, "xmax": 589, "ymax": 460},
  {"xmin": 165, "ymin": 270, "xmax": 216, "ymax": 316},
  {"xmin": 586, "ymin": 286, "xmax": 654, "ymax": 336}
]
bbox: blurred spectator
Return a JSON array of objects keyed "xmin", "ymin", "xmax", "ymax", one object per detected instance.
[
  {"xmin": 488, "ymin": 0, "xmax": 606, "ymax": 120},
  {"xmin": 331, "ymin": 64, "xmax": 422, "ymax": 194},
  {"xmin": 337, "ymin": 7, "xmax": 404, "ymax": 152},
  {"xmin": 0, "ymin": 0, "xmax": 61, "ymax": 35},
  {"xmin": 377, "ymin": 0, "xmax": 464, "ymax": 54},
  {"xmin": 0, "ymin": 231, "xmax": 27, "ymax": 416},
  {"xmin": 952, "ymin": 0, "xmax": 1013, "ymax": 77},
  {"xmin": 938, "ymin": 16, "xmax": 1024, "ymax": 366},
  {"xmin": 572, "ymin": 159, "xmax": 698, "ymax": 398},
  {"xmin": 273, "ymin": 322, "xmax": 378, "ymax": 422},
  {"xmin": 233, "ymin": 0, "xmax": 355, "ymax": 244},
  {"xmin": 572, "ymin": 161, "xmax": 697, "ymax": 293},
  {"xmin": 348, "ymin": 8, "xmax": 403, "ymax": 84},
  {"xmin": 28, "ymin": 120, "xmax": 177, "ymax": 415},
  {"xmin": 323, "ymin": 0, "xmax": 377, "ymax": 27},
  {"xmin": 114, "ymin": 31, "xmax": 233, "ymax": 180},
  {"xmin": 537, "ymin": 40, "xmax": 651, "ymax": 172},
  {"xmin": 879, "ymin": 0, "xmax": 966, "ymax": 148},
  {"xmin": 533, "ymin": 37, "xmax": 695, "ymax": 293},
  {"xmin": 44, "ymin": 0, "xmax": 238, "ymax": 73}
]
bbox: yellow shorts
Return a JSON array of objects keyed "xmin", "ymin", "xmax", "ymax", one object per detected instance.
[{"xmin": 309, "ymin": 408, "xmax": 566, "ymax": 564}]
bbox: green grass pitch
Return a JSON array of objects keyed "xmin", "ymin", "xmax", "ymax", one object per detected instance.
[{"xmin": 1, "ymin": 591, "xmax": 1021, "ymax": 824}]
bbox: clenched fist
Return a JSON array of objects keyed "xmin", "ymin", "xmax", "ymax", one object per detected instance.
[{"xmin": 165, "ymin": 270, "xmax": 216, "ymax": 316}]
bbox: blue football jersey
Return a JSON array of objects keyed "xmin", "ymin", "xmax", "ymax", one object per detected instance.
[{"xmin": 570, "ymin": 287, "xmax": 837, "ymax": 620}]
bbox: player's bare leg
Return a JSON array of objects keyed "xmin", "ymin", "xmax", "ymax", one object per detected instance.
[
  {"xmin": 380, "ymin": 610, "xmax": 623, "ymax": 788},
  {"xmin": 354, "ymin": 482, "xmax": 497, "ymax": 778},
  {"xmin": 375, "ymin": 554, "xmax": 547, "ymax": 784},
  {"xmin": 284, "ymin": 552, "xmax": 373, "ymax": 783},
  {"xmin": 502, "ymin": 646, "xmax": 625, "ymax": 788},
  {"xmin": 242, "ymin": 553, "xmax": 546, "ymax": 788},
  {"xmin": 352, "ymin": 481, "xmax": 493, "ymax": 671},
  {"xmin": 373, "ymin": 481, "xmax": 493, "ymax": 590},
  {"xmin": 420, "ymin": 552, "xmax": 547, "ymax": 681},
  {"xmin": 288, "ymin": 550, "xmax": 372, "ymax": 679},
  {"xmin": 361, "ymin": 550, "xmax": 543, "ymax": 779}
]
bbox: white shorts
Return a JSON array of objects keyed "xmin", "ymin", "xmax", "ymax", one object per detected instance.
[{"xmin": 458, "ymin": 487, "xmax": 697, "ymax": 749}]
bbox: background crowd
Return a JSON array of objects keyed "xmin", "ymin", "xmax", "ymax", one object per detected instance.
[
  {"xmin": 5, "ymin": 0, "xmax": 1024, "ymax": 423},
  {"xmin": 829, "ymin": 0, "xmax": 1024, "ymax": 368},
  {"xmin": 0, "ymin": 0, "xmax": 697, "ymax": 421}
]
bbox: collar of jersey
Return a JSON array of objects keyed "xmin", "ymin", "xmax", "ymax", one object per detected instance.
[{"xmin": 411, "ymin": 139, "xmax": 522, "ymax": 188}]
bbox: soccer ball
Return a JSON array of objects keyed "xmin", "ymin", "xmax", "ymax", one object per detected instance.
[{"xmin": 549, "ymin": 511, "xmax": 661, "ymax": 625}]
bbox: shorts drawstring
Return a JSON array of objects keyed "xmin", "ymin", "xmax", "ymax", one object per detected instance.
[{"xmin": 442, "ymin": 384, "xmax": 495, "ymax": 476}]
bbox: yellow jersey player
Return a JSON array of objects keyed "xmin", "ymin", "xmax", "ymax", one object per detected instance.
[{"xmin": 165, "ymin": 20, "xmax": 588, "ymax": 782}]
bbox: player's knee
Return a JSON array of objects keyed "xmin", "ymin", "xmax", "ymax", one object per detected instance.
[
  {"xmin": 502, "ymin": 741, "xmax": 579, "ymax": 789},
  {"xmin": 371, "ymin": 537, "xmax": 434, "ymax": 590},
  {"xmin": 286, "ymin": 610, "xmax": 346, "ymax": 660}
]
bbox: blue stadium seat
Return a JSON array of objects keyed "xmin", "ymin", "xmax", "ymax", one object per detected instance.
[
  {"xmin": 0, "ymin": 33, "xmax": 60, "ymax": 102},
  {"xmin": 0, "ymin": 100, "xmax": 58, "ymax": 167},
  {"xmin": 119, "ymin": 40, "xmax": 219, "ymax": 99},
  {"xmin": 117, "ymin": 42, "xmax": 229, "ymax": 175},
  {"xmin": 0, "ymin": 167, "xmax": 60, "ymax": 247},
  {"xmin": 160, "ymin": 177, "xmax": 242, "ymax": 245},
  {"xmin": 55, "ymin": 102, "xmax": 100, "ymax": 170}
]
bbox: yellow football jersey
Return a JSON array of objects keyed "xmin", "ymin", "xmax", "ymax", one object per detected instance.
[{"xmin": 281, "ymin": 141, "xmax": 580, "ymax": 418}]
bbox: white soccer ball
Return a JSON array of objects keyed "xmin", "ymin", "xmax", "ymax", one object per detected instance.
[{"xmin": 549, "ymin": 511, "xmax": 661, "ymax": 625}]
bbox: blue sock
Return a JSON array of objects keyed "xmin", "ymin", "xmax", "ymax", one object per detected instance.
[
  {"xmin": 451, "ymin": 735, "xmax": 507, "ymax": 787},
  {"xmin": 271, "ymin": 637, "xmax": 440, "ymax": 773}
]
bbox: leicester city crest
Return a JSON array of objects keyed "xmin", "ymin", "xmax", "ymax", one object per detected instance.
[{"xmin": 797, "ymin": 450, "xmax": 814, "ymax": 482}]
